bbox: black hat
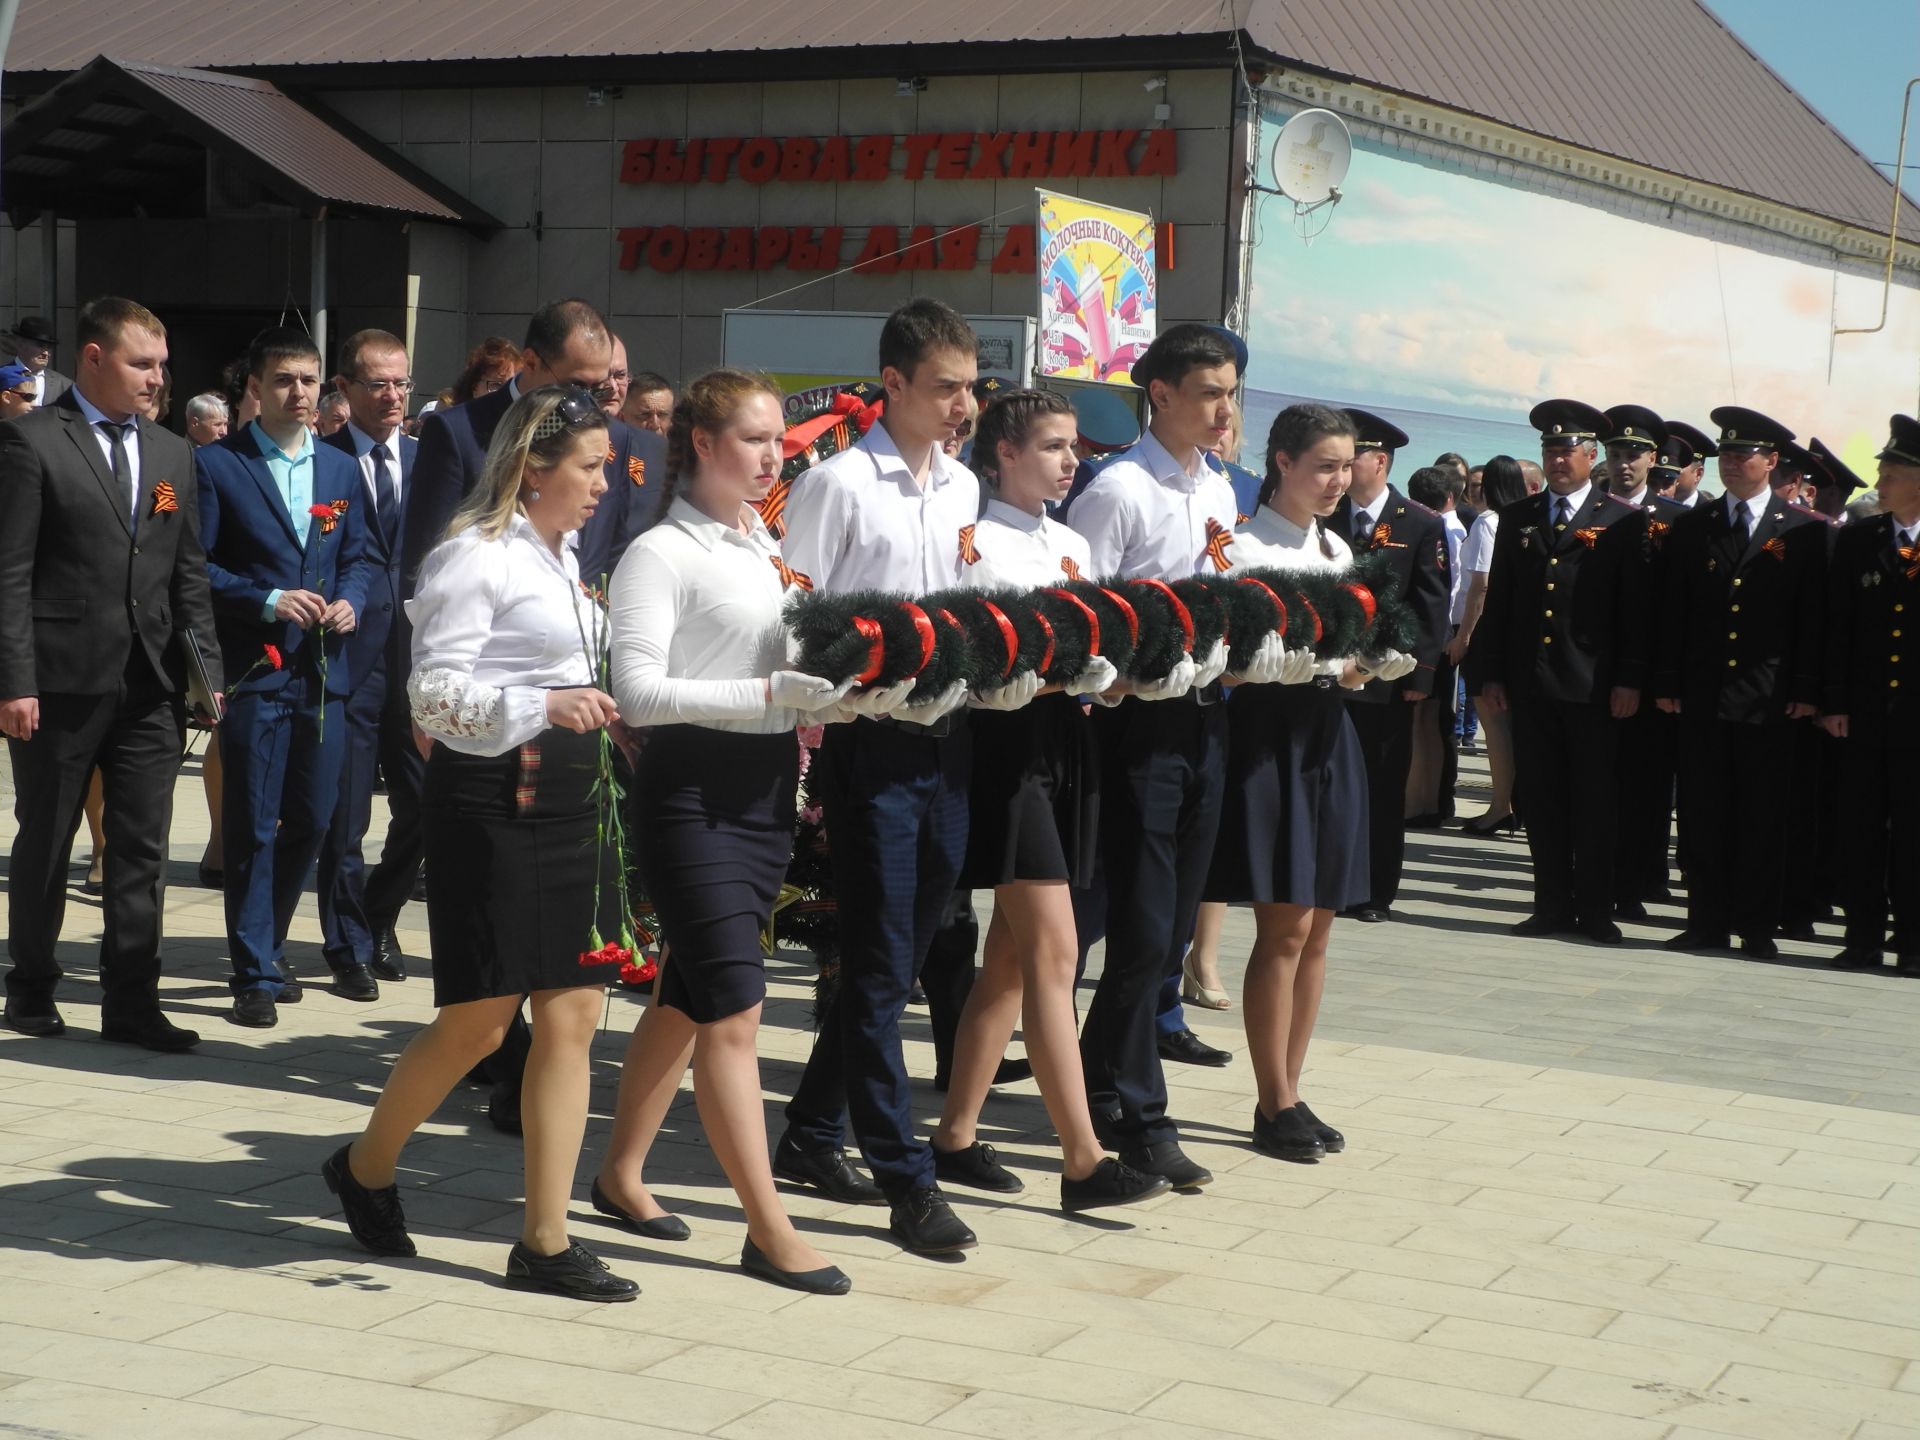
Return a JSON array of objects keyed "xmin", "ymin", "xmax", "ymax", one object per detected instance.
[
  {"xmin": 1875, "ymin": 413, "xmax": 1920, "ymax": 467},
  {"xmin": 1663, "ymin": 420, "xmax": 1717, "ymax": 464},
  {"xmin": 1808, "ymin": 438, "xmax": 1865, "ymax": 495},
  {"xmin": 1342, "ymin": 406, "xmax": 1410, "ymax": 452},
  {"xmin": 1710, "ymin": 405, "xmax": 1794, "ymax": 453},
  {"xmin": 10, "ymin": 316, "xmax": 54, "ymax": 345},
  {"xmin": 1775, "ymin": 440, "xmax": 1816, "ymax": 480},
  {"xmin": 1528, "ymin": 398, "xmax": 1608, "ymax": 447},
  {"xmin": 1602, "ymin": 404, "xmax": 1666, "ymax": 450}
]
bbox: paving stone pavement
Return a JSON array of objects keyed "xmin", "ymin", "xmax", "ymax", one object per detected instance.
[{"xmin": 0, "ymin": 749, "xmax": 1916, "ymax": 1439}]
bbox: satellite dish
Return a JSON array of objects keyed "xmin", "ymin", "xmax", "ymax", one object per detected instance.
[{"xmin": 1271, "ymin": 108, "xmax": 1352, "ymax": 205}]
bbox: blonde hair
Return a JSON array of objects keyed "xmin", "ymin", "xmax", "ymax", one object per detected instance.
[{"xmin": 445, "ymin": 386, "xmax": 607, "ymax": 542}]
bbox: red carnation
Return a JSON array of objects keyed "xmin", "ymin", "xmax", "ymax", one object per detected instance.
[
  {"xmin": 308, "ymin": 503, "xmax": 334, "ymax": 518},
  {"xmin": 577, "ymin": 941, "xmax": 634, "ymax": 969},
  {"xmin": 619, "ymin": 958, "xmax": 659, "ymax": 987},
  {"xmin": 263, "ymin": 644, "xmax": 283, "ymax": 670}
]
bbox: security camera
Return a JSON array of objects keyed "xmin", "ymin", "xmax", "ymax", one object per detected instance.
[{"xmin": 1143, "ymin": 76, "xmax": 1168, "ymax": 93}]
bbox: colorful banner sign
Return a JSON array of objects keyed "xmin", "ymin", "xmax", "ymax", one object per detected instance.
[{"xmin": 1035, "ymin": 189, "xmax": 1157, "ymax": 385}]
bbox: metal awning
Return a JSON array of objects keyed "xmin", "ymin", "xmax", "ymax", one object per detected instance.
[{"xmin": 0, "ymin": 55, "xmax": 498, "ymax": 231}]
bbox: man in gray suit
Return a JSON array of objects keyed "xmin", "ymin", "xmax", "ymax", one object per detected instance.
[
  {"xmin": 0, "ymin": 296, "xmax": 221, "ymax": 1050},
  {"xmin": 7, "ymin": 316, "xmax": 73, "ymax": 409}
]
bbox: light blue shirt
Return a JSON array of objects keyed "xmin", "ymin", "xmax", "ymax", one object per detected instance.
[{"xmin": 252, "ymin": 420, "xmax": 317, "ymax": 621}]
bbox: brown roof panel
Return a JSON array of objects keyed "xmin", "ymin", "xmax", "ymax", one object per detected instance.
[{"xmin": 3, "ymin": 0, "xmax": 1904, "ymax": 233}]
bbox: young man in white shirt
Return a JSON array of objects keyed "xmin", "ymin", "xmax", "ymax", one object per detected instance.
[
  {"xmin": 775, "ymin": 299, "xmax": 984, "ymax": 1256},
  {"xmin": 1061, "ymin": 323, "xmax": 1240, "ymax": 1193}
]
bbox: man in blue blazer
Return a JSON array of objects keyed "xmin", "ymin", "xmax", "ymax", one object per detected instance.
[
  {"xmin": 315, "ymin": 329, "xmax": 419, "ymax": 989},
  {"xmin": 197, "ymin": 327, "xmax": 372, "ymax": 1029}
]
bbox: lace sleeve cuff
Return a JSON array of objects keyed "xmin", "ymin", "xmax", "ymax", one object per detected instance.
[{"xmin": 409, "ymin": 669, "xmax": 548, "ymax": 757}]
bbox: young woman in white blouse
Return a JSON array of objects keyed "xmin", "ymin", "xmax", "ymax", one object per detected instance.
[
  {"xmin": 592, "ymin": 370, "xmax": 855, "ymax": 1296},
  {"xmin": 926, "ymin": 389, "xmax": 1168, "ymax": 1212},
  {"xmin": 323, "ymin": 386, "xmax": 639, "ymax": 1302},
  {"xmin": 1207, "ymin": 402, "xmax": 1413, "ymax": 1164},
  {"xmin": 1445, "ymin": 454, "xmax": 1528, "ymax": 833}
]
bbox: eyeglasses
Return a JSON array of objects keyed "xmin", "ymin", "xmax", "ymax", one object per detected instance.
[{"xmin": 353, "ymin": 377, "xmax": 414, "ymax": 396}]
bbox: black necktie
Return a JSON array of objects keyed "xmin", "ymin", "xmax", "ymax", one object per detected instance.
[
  {"xmin": 1554, "ymin": 496, "xmax": 1571, "ymax": 528},
  {"xmin": 99, "ymin": 420, "xmax": 135, "ymax": 521},
  {"xmin": 1354, "ymin": 509, "xmax": 1372, "ymax": 545},
  {"xmin": 1732, "ymin": 503, "xmax": 1749, "ymax": 545},
  {"xmin": 370, "ymin": 443, "xmax": 398, "ymax": 541}
]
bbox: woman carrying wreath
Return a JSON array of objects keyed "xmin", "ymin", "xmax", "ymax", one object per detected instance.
[
  {"xmin": 592, "ymin": 369, "xmax": 856, "ymax": 1296},
  {"xmin": 322, "ymin": 385, "xmax": 640, "ymax": 1302}
]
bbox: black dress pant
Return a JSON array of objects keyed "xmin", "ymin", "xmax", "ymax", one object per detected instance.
[
  {"xmin": 318, "ymin": 662, "xmax": 425, "ymax": 971},
  {"xmin": 1432, "ymin": 655, "xmax": 1460, "ymax": 819},
  {"xmin": 1509, "ymin": 694, "xmax": 1618, "ymax": 925},
  {"xmin": 921, "ymin": 890, "xmax": 979, "ymax": 1080},
  {"xmin": 1083, "ymin": 694, "xmax": 1226, "ymax": 1149},
  {"xmin": 358, "ymin": 683, "xmax": 428, "ymax": 933},
  {"xmin": 1344, "ymin": 699, "xmax": 1411, "ymax": 907},
  {"xmin": 1679, "ymin": 712, "xmax": 1793, "ymax": 940},
  {"xmin": 1613, "ymin": 704, "xmax": 1678, "ymax": 906},
  {"xmin": 1838, "ymin": 699, "xmax": 1919, "ymax": 953},
  {"xmin": 5, "ymin": 677, "xmax": 183, "ymax": 1018}
]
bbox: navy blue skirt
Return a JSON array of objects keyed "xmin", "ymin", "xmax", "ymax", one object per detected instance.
[
  {"xmin": 1206, "ymin": 681, "xmax": 1371, "ymax": 911},
  {"xmin": 960, "ymin": 691, "xmax": 1100, "ymax": 888},
  {"xmin": 634, "ymin": 725, "xmax": 799, "ymax": 1023}
]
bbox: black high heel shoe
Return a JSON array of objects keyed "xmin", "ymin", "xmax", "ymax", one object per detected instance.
[{"xmin": 1461, "ymin": 811, "xmax": 1519, "ymax": 836}]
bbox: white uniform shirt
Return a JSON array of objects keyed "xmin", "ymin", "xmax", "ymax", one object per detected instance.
[
  {"xmin": 1441, "ymin": 508, "xmax": 1469, "ymax": 626},
  {"xmin": 964, "ymin": 498, "xmax": 1094, "ymax": 590},
  {"xmin": 1230, "ymin": 504, "xmax": 1357, "ymax": 677},
  {"xmin": 72, "ymin": 385, "xmax": 142, "ymax": 516},
  {"xmin": 780, "ymin": 422, "xmax": 981, "ymax": 594},
  {"xmin": 1459, "ymin": 509, "xmax": 1500, "ymax": 581},
  {"xmin": 406, "ymin": 514, "xmax": 598, "ymax": 756},
  {"xmin": 608, "ymin": 495, "xmax": 803, "ymax": 734},
  {"xmin": 1065, "ymin": 428, "xmax": 1238, "ymax": 580}
]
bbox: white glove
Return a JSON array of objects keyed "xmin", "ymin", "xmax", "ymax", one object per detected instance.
[
  {"xmin": 1192, "ymin": 638, "xmax": 1230, "ymax": 689},
  {"xmin": 1062, "ymin": 654, "xmax": 1119, "ymax": 698},
  {"xmin": 903, "ymin": 678, "xmax": 970, "ymax": 723},
  {"xmin": 1131, "ymin": 653, "xmax": 1197, "ymax": 702},
  {"xmin": 969, "ymin": 670, "xmax": 1044, "ymax": 712},
  {"xmin": 1281, "ymin": 645, "xmax": 1320, "ymax": 685},
  {"xmin": 769, "ymin": 671, "xmax": 855, "ymax": 712},
  {"xmin": 837, "ymin": 677, "xmax": 917, "ymax": 719},
  {"xmin": 1230, "ymin": 632, "xmax": 1290, "ymax": 685},
  {"xmin": 1356, "ymin": 648, "xmax": 1417, "ymax": 683}
]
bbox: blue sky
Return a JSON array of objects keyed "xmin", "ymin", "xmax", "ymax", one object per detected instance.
[{"xmin": 1708, "ymin": 0, "xmax": 1919, "ymax": 176}]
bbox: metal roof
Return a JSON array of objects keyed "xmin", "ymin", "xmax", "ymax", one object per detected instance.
[
  {"xmin": 0, "ymin": 56, "xmax": 499, "ymax": 229},
  {"xmin": 2, "ymin": 0, "xmax": 1904, "ymax": 235}
]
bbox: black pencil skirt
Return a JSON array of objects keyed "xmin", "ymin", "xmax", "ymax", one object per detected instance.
[
  {"xmin": 422, "ymin": 724, "xmax": 622, "ymax": 1008},
  {"xmin": 634, "ymin": 725, "xmax": 800, "ymax": 1023},
  {"xmin": 959, "ymin": 691, "xmax": 1100, "ymax": 889}
]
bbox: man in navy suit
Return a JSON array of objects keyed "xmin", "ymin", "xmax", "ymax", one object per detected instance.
[
  {"xmin": 400, "ymin": 297, "xmax": 664, "ymax": 601},
  {"xmin": 316, "ymin": 330, "xmax": 419, "ymax": 988},
  {"xmin": 397, "ymin": 297, "xmax": 665, "ymax": 1131},
  {"xmin": 197, "ymin": 327, "xmax": 372, "ymax": 1029}
]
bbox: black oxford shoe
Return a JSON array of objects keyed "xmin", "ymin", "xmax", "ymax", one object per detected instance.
[
  {"xmin": 1158, "ymin": 1028, "xmax": 1232, "ymax": 1067},
  {"xmin": 100, "ymin": 1013, "xmax": 200, "ymax": 1052},
  {"xmin": 1664, "ymin": 929, "xmax": 1731, "ymax": 953},
  {"xmin": 230, "ymin": 990, "xmax": 278, "ymax": 1028},
  {"xmin": 888, "ymin": 1186, "xmax": 977, "ymax": 1254},
  {"xmin": 370, "ymin": 928, "xmax": 407, "ymax": 983},
  {"xmin": 2, "ymin": 1000, "xmax": 65, "ymax": 1038},
  {"xmin": 1511, "ymin": 914, "xmax": 1574, "ymax": 938},
  {"xmin": 772, "ymin": 1132, "xmax": 885, "ymax": 1205},
  {"xmin": 1740, "ymin": 935, "xmax": 1780, "ymax": 961},
  {"xmin": 931, "ymin": 1140, "xmax": 1024, "ymax": 1194},
  {"xmin": 1583, "ymin": 920, "xmax": 1625, "ymax": 946},
  {"xmin": 1059, "ymin": 1158, "xmax": 1171, "ymax": 1213},
  {"xmin": 1120, "ymin": 1141, "xmax": 1213, "ymax": 1190},
  {"xmin": 322, "ymin": 1144, "xmax": 416, "ymax": 1257},
  {"xmin": 333, "ymin": 964, "xmax": 380, "ymax": 1002},
  {"xmin": 1828, "ymin": 946, "xmax": 1883, "ymax": 971},
  {"xmin": 1294, "ymin": 1101, "xmax": 1346, "ymax": 1153},
  {"xmin": 504, "ymin": 1240, "xmax": 638, "ymax": 1302}
]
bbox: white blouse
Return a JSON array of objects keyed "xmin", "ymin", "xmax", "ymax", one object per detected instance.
[
  {"xmin": 407, "ymin": 515, "xmax": 600, "ymax": 757},
  {"xmin": 964, "ymin": 498, "xmax": 1095, "ymax": 589},
  {"xmin": 1228, "ymin": 505, "xmax": 1356, "ymax": 677},
  {"xmin": 607, "ymin": 496, "xmax": 802, "ymax": 735}
]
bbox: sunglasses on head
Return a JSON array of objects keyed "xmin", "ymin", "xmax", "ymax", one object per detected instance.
[{"xmin": 530, "ymin": 386, "xmax": 606, "ymax": 442}]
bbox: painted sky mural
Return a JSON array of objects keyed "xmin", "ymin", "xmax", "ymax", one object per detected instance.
[{"xmin": 1245, "ymin": 98, "xmax": 1919, "ymax": 477}]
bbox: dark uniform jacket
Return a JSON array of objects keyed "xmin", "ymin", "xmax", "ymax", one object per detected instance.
[
  {"xmin": 1654, "ymin": 491, "xmax": 1826, "ymax": 723},
  {"xmin": 1821, "ymin": 512, "xmax": 1916, "ymax": 717},
  {"xmin": 1332, "ymin": 486, "xmax": 1452, "ymax": 702},
  {"xmin": 1475, "ymin": 484, "xmax": 1649, "ymax": 703}
]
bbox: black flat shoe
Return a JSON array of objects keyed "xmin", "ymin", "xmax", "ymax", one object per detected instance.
[
  {"xmin": 1583, "ymin": 920, "xmax": 1624, "ymax": 946},
  {"xmin": 1614, "ymin": 899, "xmax": 1650, "ymax": 922},
  {"xmin": 932, "ymin": 1140, "xmax": 1024, "ymax": 1194},
  {"xmin": 888, "ymin": 1186, "xmax": 977, "ymax": 1254},
  {"xmin": 1158, "ymin": 1028, "xmax": 1232, "ymax": 1068},
  {"xmin": 773, "ymin": 1133, "xmax": 885, "ymax": 1206},
  {"xmin": 1829, "ymin": 946, "xmax": 1884, "ymax": 971},
  {"xmin": 100, "ymin": 1014, "xmax": 200, "ymax": 1052},
  {"xmin": 1740, "ymin": 936, "xmax": 1780, "ymax": 961},
  {"xmin": 741, "ymin": 1237, "xmax": 851, "ymax": 1295},
  {"xmin": 1665, "ymin": 929, "xmax": 1731, "ymax": 952},
  {"xmin": 230, "ymin": 990, "xmax": 278, "ymax": 1029},
  {"xmin": 932, "ymin": 1055, "xmax": 1034, "ymax": 1093},
  {"xmin": 1252, "ymin": 1106, "xmax": 1325, "ymax": 1163},
  {"xmin": 2, "ymin": 1000, "xmax": 65, "ymax": 1038},
  {"xmin": 1511, "ymin": 914, "xmax": 1574, "ymax": 938},
  {"xmin": 1347, "ymin": 905, "xmax": 1392, "ymax": 924},
  {"xmin": 333, "ymin": 964, "xmax": 380, "ymax": 1002},
  {"xmin": 1119, "ymin": 1140, "xmax": 1213, "ymax": 1190},
  {"xmin": 504, "ymin": 1240, "xmax": 638, "ymax": 1302},
  {"xmin": 589, "ymin": 1177, "xmax": 690, "ymax": 1241},
  {"xmin": 1060, "ymin": 1158, "xmax": 1171, "ymax": 1213},
  {"xmin": 322, "ymin": 1144, "xmax": 416, "ymax": 1257},
  {"xmin": 1293, "ymin": 1101, "xmax": 1345, "ymax": 1153}
]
